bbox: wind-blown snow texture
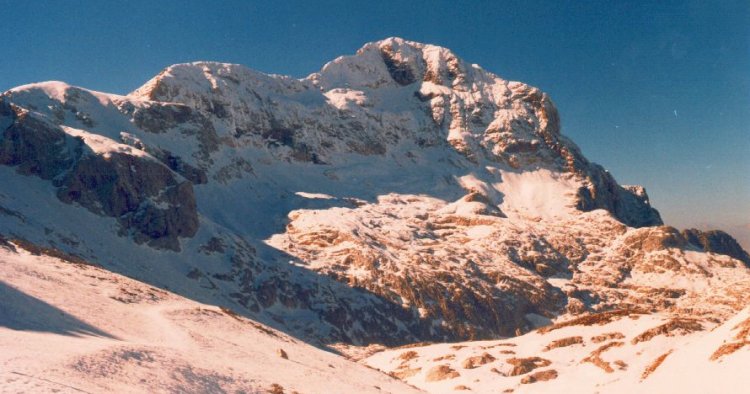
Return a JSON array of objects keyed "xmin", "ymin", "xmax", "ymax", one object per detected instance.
[
  {"xmin": 366, "ymin": 306, "xmax": 750, "ymax": 393},
  {"xmin": 0, "ymin": 37, "xmax": 748, "ymax": 393},
  {"xmin": 0, "ymin": 241, "xmax": 419, "ymax": 394}
]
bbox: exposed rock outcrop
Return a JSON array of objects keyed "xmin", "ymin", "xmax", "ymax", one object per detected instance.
[
  {"xmin": 0, "ymin": 100, "xmax": 82, "ymax": 179},
  {"xmin": 682, "ymin": 228, "xmax": 750, "ymax": 267},
  {"xmin": 58, "ymin": 153, "xmax": 198, "ymax": 251},
  {"xmin": 0, "ymin": 99, "xmax": 198, "ymax": 251}
]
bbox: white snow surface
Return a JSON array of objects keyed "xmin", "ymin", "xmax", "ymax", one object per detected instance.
[
  {"xmin": 0, "ymin": 244, "xmax": 420, "ymax": 394},
  {"xmin": 365, "ymin": 308, "xmax": 750, "ymax": 394}
]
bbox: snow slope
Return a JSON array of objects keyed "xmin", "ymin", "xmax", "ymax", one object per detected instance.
[
  {"xmin": 0, "ymin": 241, "xmax": 421, "ymax": 394},
  {"xmin": 365, "ymin": 307, "xmax": 750, "ymax": 393}
]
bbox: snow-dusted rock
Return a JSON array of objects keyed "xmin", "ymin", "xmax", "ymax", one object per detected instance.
[
  {"xmin": 0, "ymin": 38, "xmax": 745, "ymax": 348},
  {"xmin": 365, "ymin": 307, "xmax": 750, "ymax": 393}
]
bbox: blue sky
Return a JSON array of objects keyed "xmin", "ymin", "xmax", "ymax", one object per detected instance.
[{"xmin": 1, "ymin": 0, "xmax": 748, "ymax": 231}]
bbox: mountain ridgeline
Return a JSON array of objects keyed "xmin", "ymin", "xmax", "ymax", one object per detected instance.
[{"xmin": 0, "ymin": 38, "xmax": 748, "ymax": 346}]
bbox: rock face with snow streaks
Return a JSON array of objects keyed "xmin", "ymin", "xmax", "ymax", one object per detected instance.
[{"xmin": 0, "ymin": 38, "xmax": 746, "ymax": 346}]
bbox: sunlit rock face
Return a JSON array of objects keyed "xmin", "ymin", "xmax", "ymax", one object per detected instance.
[
  {"xmin": 132, "ymin": 38, "xmax": 661, "ymax": 227},
  {"xmin": 0, "ymin": 38, "xmax": 745, "ymax": 345}
]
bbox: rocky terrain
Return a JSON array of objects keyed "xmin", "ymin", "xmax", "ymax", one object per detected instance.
[
  {"xmin": 366, "ymin": 305, "xmax": 750, "ymax": 393},
  {"xmin": 0, "ymin": 38, "xmax": 748, "ymax": 392}
]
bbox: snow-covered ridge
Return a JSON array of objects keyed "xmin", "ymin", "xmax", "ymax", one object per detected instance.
[
  {"xmin": 0, "ymin": 38, "xmax": 746, "ymax": 350},
  {"xmin": 9, "ymin": 81, "xmax": 126, "ymax": 106},
  {"xmin": 124, "ymin": 38, "xmax": 662, "ymax": 227}
]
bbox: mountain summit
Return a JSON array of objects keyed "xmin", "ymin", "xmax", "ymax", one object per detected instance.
[
  {"xmin": 0, "ymin": 38, "xmax": 747, "ymax": 348},
  {"xmin": 135, "ymin": 37, "xmax": 662, "ymax": 227}
]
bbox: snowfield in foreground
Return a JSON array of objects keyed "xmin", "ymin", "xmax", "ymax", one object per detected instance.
[
  {"xmin": 365, "ymin": 307, "xmax": 750, "ymax": 394},
  {"xmin": 0, "ymin": 243, "xmax": 419, "ymax": 394}
]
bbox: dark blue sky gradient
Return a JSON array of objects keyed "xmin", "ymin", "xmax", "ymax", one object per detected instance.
[{"xmin": 1, "ymin": 0, "xmax": 748, "ymax": 229}]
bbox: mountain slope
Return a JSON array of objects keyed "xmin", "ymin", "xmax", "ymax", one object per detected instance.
[
  {"xmin": 0, "ymin": 240, "xmax": 420, "ymax": 394},
  {"xmin": 365, "ymin": 306, "xmax": 750, "ymax": 393},
  {"xmin": 0, "ymin": 37, "xmax": 747, "ymax": 349}
]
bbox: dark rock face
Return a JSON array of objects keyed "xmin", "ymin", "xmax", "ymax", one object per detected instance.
[
  {"xmin": 0, "ymin": 103, "xmax": 82, "ymax": 179},
  {"xmin": 262, "ymin": 127, "xmax": 295, "ymax": 147},
  {"xmin": 0, "ymin": 98, "xmax": 14, "ymax": 119},
  {"xmin": 575, "ymin": 169, "xmax": 663, "ymax": 228},
  {"xmin": 380, "ymin": 44, "xmax": 417, "ymax": 86},
  {"xmin": 149, "ymin": 148, "xmax": 208, "ymax": 185},
  {"xmin": 0, "ymin": 105, "xmax": 199, "ymax": 251},
  {"xmin": 58, "ymin": 153, "xmax": 199, "ymax": 251},
  {"xmin": 682, "ymin": 229, "xmax": 750, "ymax": 267},
  {"xmin": 132, "ymin": 102, "xmax": 195, "ymax": 133},
  {"xmin": 123, "ymin": 100, "xmax": 221, "ymax": 171},
  {"xmin": 621, "ymin": 226, "xmax": 750, "ymax": 267}
]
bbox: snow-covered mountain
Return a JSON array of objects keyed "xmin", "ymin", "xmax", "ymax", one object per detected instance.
[{"xmin": 1, "ymin": 37, "xmax": 748, "ymax": 392}]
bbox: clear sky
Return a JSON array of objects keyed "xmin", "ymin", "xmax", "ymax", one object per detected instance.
[{"xmin": 1, "ymin": 0, "xmax": 748, "ymax": 235}]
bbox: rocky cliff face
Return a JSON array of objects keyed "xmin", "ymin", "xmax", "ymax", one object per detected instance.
[
  {"xmin": 131, "ymin": 38, "xmax": 661, "ymax": 227},
  {"xmin": 0, "ymin": 38, "xmax": 745, "ymax": 345},
  {"xmin": 0, "ymin": 96, "xmax": 198, "ymax": 251},
  {"xmin": 682, "ymin": 228, "xmax": 750, "ymax": 266}
]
